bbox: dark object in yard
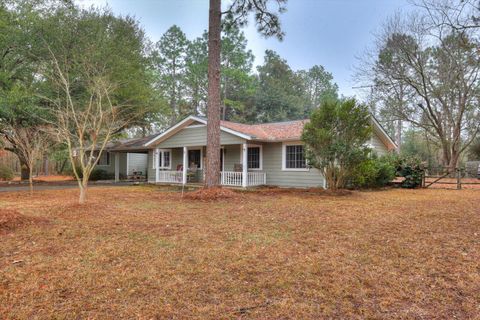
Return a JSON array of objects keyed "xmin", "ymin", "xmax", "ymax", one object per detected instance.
[{"xmin": 235, "ymin": 300, "xmax": 273, "ymax": 315}]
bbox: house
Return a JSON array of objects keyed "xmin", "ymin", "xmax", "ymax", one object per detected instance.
[
  {"xmin": 89, "ymin": 136, "xmax": 151, "ymax": 180},
  {"xmin": 96, "ymin": 115, "xmax": 397, "ymax": 188}
]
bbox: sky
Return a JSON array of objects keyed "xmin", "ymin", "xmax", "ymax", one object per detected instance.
[{"xmin": 76, "ymin": 0, "xmax": 415, "ymax": 97}]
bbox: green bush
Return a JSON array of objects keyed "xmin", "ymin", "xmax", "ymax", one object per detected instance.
[
  {"xmin": 351, "ymin": 154, "xmax": 396, "ymax": 188},
  {"xmin": 89, "ymin": 169, "xmax": 114, "ymax": 181},
  {"xmin": 72, "ymin": 167, "xmax": 114, "ymax": 181},
  {"xmin": 0, "ymin": 165, "xmax": 15, "ymax": 181},
  {"xmin": 394, "ymin": 156, "xmax": 425, "ymax": 188}
]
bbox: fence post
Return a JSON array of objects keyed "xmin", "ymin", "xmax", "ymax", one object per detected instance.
[{"xmin": 456, "ymin": 168, "xmax": 462, "ymax": 190}]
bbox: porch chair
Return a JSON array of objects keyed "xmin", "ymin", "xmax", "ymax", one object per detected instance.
[
  {"xmin": 229, "ymin": 163, "xmax": 243, "ymax": 185},
  {"xmin": 187, "ymin": 163, "xmax": 198, "ymax": 183}
]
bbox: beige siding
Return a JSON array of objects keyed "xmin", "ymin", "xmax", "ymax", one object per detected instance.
[
  {"xmin": 262, "ymin": 142, "xmax": 325, "ymax": 188},
  {"xmin": 170, "ymin": 148, "xmax": 183, "ymax": 170},
  {"xmin": 155, "ymin": 126, "xmax": 245, "ymax": 148},
  {"xmin": 95, "ymin": 152, "xmax": 143, "ymax": 179},
  {"xmin": 149, "ymin": 142, "xmax": 325, "ymax": 187},
  {"xmin": 147, "ymin": 150, "xmax": 155, "ymax": 183},
  {"xmin": 147, "ymin": 148, "xmax": 185, "ymax": 182},
  {"xmin": 223, "ymin": 144, "xmax": 241, "ymax": 171},
  {"xmin": 95, "ymin": 152, "xmax": 127, "ymax": 176},
  {"xmin": 370, "ymin": 132, "xmax": 388, "ymax": 156},
  {"xmin": 127, "ymin": 153, "xmax": 148, "ymax": 176}
]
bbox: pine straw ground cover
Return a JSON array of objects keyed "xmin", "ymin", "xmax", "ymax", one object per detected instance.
[{"xmin": 0, "ymin": 186, "xmax": 479, "ymax": 319}]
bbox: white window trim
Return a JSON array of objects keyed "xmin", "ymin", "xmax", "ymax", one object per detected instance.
[
  {"xmin": 240, "ymin": 144, "xmax": 263, "ymax": 171},
  {"xmin": 152, "ymin": 150, "xmax": 157, "ymax": 169},
  {"xmin": 126, "ymin": 153, "xmax": 129, "ymax": 175},
  {"xmin": 97, "ymin": 151, "xmax": 110, "ymax": 166},
  {"xmin": 155, "ymin": 149, "xmax": 172, "ymax": 170},
  {"xmin": 282, "ymin": 141, "xmax": 309, "ymax": 172},
  {"xmin": 187, "ymin": 147, "xmax": 203, "ymax": 169},
  {"xmin": 221, "ymin": 147, "xmax": 225, "ymax": 172}
]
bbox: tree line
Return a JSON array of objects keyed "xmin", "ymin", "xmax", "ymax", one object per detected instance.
[
  {"xmin": 358, "ymin": 0, "xmax": 480, "ymax": 170},
  {"xmin": 0, "ymin": 0, "xmax": 338, "ymax": 199},
  {"xmin": 149, "ymin": 25, "xmax": 338, "ymax": 129}
]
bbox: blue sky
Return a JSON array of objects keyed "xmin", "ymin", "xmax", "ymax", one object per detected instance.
[{"xmin": 77, "ymin": 0, "xmax": 414, "ymax": 97}]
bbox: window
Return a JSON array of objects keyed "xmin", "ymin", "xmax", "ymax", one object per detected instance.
[
  {"xmin": 188, "ymin": 149, "xmax": 201, "ymax": 169},
  {"xmin": 247, "ymin": 147, "xmax": 261, "ymax": 169},
  {"xmin": 284, "ymin": 144, "xmax": 307, "ymax": 170},
  {"xmin": 155, "ymin": 149, "xmax": 171, "ymax": 169},
  {"xmin": 97, "ymin": 152, "xmax": 110, "ymax": 166},
  {"xmin": 163, "ymin": 151, "xmax": 170, "ymax": 168}
]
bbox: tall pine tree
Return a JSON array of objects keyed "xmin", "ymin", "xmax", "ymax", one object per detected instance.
[{"xmin": 152, "ymin": 25, "xmax": 189, "ymax": 124}]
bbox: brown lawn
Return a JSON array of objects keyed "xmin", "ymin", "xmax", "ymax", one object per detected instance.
[
  {"xmin": 10, "ymin": 175, "xmax": 74, "ymax": 183},
  {"xmin": 0, "ymin": 186, "xmax": 479, "ymax": 319}
]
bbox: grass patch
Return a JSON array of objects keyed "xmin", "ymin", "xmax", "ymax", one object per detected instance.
[{"xmin": 0, "ymin": 187, "xmax": 479, "ymax": 318}]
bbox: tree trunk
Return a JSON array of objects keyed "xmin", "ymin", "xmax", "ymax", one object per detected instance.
[
  {"xmin": 396, "ymin": 119, "xmax": 402, "ymax": 153},
  {"xmin": 441, "ymin": 143, "xmax": 452, "ymax": 169},
  {"xmin": 205, "ymin": 0, "xmax": 222, "ymax": 188},
  {"xmin": 29, "ymin": 166, "xmax": 34, "ymax": 195},
  {"xmin": 43, "ymin": 154, "xmax": 49, "ymax": 176},
  {"xmin": 59, "ymin": 158, "xmax": 67, "ymax": 173},
  {"xmin": 78, "ymin": 178, "xmax": 88, "ymax": 204},
  {"xmin": 19, "ymin": 156, "xmax": 30, "ymax": 181},
  {"xmin": 448, "ymin": 144, "xmax": 461, "ymax": 172},
  {"xmin": 222, "ymin": 75, "xmax": 228, "ymax": 120}
]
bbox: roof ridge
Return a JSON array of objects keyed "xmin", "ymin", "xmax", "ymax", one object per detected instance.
[{"xmin": 221, "ymin": 118, "xmax": 309, "ymax": 126}]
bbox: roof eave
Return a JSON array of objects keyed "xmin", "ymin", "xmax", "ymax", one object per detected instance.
[
  {"xmin": 370, "ymin": 115, "xmax": 398, "ymax": 150},
  {"xmin": 144, "ymin": 115, "xmax": 254, "ymax": 147}
]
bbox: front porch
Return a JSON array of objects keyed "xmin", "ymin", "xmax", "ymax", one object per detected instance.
[
  {"xmin": 153, "ymin": 144, "xmax": 266, "ymax": 188},
  {"xmin": 155, "ymin": 169, "xmax": 266, "ymax": 187}
]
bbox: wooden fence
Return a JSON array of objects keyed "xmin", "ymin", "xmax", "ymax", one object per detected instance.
[{"xmin": 423, "ymin": 166, "xmax": 480, "ymax": 190}]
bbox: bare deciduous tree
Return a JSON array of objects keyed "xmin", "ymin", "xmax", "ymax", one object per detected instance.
[
  {"xmin": 414, "ymin": 0, "xmax": 479, "ymax": 33},
  {"xmin": 357, "ymin": 6, "xmax": 480, "ymax": 170},
  {"xmin": 1, "ymin": 126, "xmax": 51, "ymax": 194},
  {"xmin": 44, "ymin": 51, "xmax": 134, "ymax": 204}
]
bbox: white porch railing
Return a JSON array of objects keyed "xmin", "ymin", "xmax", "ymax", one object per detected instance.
[
  {"xmin": 247, "ymin": 172, "xmax": 267, "ymax": 186},
  {"xmin": 220, "ymin": 171, "xmax": 266, "ymax": 187},
  {"xmin": 157, "ymin": 170, "xmax": 266, "ymax": 187},
  {"xmin": 221, "ymin": 171, "xmax": 243, "ymax": 186},
  {"xmin": 158, "ymin": 171, "xmax": 183, "ymax": 183}
]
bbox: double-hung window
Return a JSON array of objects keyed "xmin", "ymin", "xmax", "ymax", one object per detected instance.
[
  {"xmin": 188, "ymin": 149, "xmax": 202, "ymax": 169},
  {"xmin": 155, "ymin": 149, "xmax": 171, "ymax": 169},
  {"xmin": 283, "ymin": 144, "xmax": 307, "ymax": 170},
  {"xmin": 97, "ymin": 152, "xmax": 110, "ymax": 166},
  {"xmin": 247, "ymin": 146, "xmax": 261, "ymax": 169}
]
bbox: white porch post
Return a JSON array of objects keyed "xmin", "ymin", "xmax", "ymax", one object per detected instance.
[
  {"xmin": 182, "ymin": 146, "xmax": 188, "ymax": 185},
  {"xmin": 125, "ymin": 152, "xmax": 130, "ymax": 178},
  {"xmin": 114, "ymin": 152, "xmax": 120, "ymax": 182},
  {"xmin": 242, "ymin": 143, "xmax": 248, "ymax": 188},
  {"xmin": 155, "ymin": 148, "xmax": 159, "ymax": 183}
]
